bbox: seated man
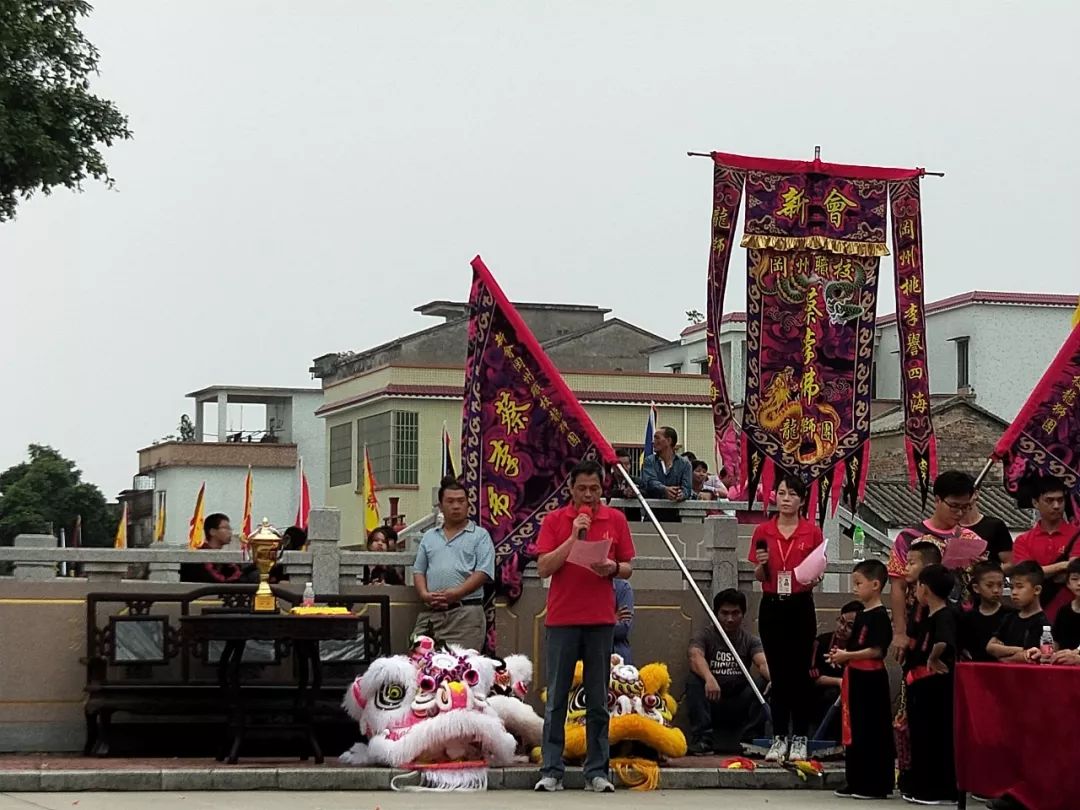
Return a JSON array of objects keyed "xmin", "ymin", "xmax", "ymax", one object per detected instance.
[
  {"xmin": 685, "ymin": 589, "xmax": 769, "ymax": 755},
  {"xmin": 809, "ymin": 601, "xmax": 863, "ymax": 742},
  {"xmin": 180, "ymin": 513, "xmax": 258, "ymax": 584}
]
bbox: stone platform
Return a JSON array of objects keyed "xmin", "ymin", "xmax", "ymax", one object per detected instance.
[{"xmin": 0, "ymin": 755, "xmax": 843, "ymax": 791}]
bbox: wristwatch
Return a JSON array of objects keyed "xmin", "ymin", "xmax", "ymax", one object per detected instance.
[{"xmin": 607, "ymin": 563, "xmax": 620, "ymax": 579}]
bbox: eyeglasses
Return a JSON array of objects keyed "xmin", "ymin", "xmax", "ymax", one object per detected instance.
[{"xmin": 942, "ymin": 500, "xmax": 973, "ymax": 513}]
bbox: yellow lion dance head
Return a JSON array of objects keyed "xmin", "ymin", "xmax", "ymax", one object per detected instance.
[{"xmin": 561, "ymin": 654, "xmax": 686, "ymax": 790}]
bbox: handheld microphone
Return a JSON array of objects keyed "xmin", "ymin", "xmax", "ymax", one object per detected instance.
[
  {"xmin": 577, "ymin": 506, "xmax": 591, "ymax": 540},
  {"xmin": 755, "ymin": 539, "xmax": 768, "ymax": 568}
]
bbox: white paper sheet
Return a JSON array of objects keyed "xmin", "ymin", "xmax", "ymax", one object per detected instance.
[{"xmin": 567, "ymin": 538, "xmax": 612, "ymax": 573}]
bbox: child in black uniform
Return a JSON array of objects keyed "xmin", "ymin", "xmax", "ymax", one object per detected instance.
[
  {"xmin": 905, "ymin": 564, "xmax": 959, "ymax": 804},
  {"xmin": 959, "ymin": 561, "xmax": 1012, "ymax": 661},
  {"xmin": 829, "ymin": 559, "xmax": 895, "ymax": 800},
  {"xmin": 988, "ymin": 560, "xmax": 1047, "ymax": 662}
]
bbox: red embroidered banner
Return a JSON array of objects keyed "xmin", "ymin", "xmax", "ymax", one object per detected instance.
[
  {"xmin": 705, "ymin": 164, "xmax": 745, "ymax": 480},
  {"xmin": 889, "ymin": 178, "xmax": 937, "ymax": 504},
  {"xmin": 461, "ymin": 257, "xmax": 617, "ymax": 649},
  {"xmin": 993, "ymin": 321, "xmax": 1080, "ymax": 503},
  {"xmin": 705, "ymin": 151, "xmax": 934, "ymax": 514}
]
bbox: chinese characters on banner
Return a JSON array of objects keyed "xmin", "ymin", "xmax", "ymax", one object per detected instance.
[
  {"xmin": 993, "ymin": 322, "xmax": 1080, "ymax": 507},
  {"xmin": 462, "ymin": 256, "xmax": 618, "ymax": 651},
  {"xmin": 704, "ymin": 151, "xmax": 935, "ymax": 513},
  {"xmin": 705, "ymin": 164, "xmax": 746, "ymax": 479},
  {"xmin": 889, "ymin": 178, "xmax": 937, "ymax": 501}
]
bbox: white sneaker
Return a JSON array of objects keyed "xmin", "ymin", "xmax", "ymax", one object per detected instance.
[
  {"xmin": 788, "ymin": 735, "xmax": 809, "ymax": 761},
  {"xmin": 584, "ymin": 776, "xmax": 616, "ymax": 793},
  {"xmin": 764, "ymin": 736, "xmax": 789, "ymax": 763},
  {"xmin": 534, "ymin": 776, "xmax": 564, "ymax": 791}
]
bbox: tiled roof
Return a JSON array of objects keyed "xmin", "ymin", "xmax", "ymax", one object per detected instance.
[
  {"xmin": 860, "ymin": 480, "xmax": 1033, "ymax": 531},
  {"xmin": 315, "ymin": 384, "xmax": 711, "ymax": 417},
  {"xmin": 680, "ymin": 312, "xmax": 747, "ymax": 337},
  {"xmin": 878, "ymin": 290, "xmax": 1077, "ymax": 326},
  {"xmin": 870, "ymin": 395, "xmax": 1008, "ymax": 435}
]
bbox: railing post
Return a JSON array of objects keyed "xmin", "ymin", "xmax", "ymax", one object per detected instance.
[
  {"xmin": 83, "ymin": 562, "xmax": 129, "ymax": 582},
  {"xmin": 308, "ymin": 508, "xmax": 341, "ymax": 594},
  {"xmin": 12, "ymin": 534, "xmax": 57, "ymax": 581},
  {"xmin": 148, "ymin": 560, "xmax": 181, "ymax": 583},
  {"xmin": 706, "ymin": 514, "xmax": 739, "ymax": 597}
]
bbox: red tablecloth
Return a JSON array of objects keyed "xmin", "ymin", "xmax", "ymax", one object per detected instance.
[{"xmin": 955, "ymin": 662, "xmax": 1080, "ymax": 810}]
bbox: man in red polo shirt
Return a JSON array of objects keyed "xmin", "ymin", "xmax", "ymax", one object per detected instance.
[
  {"xmin": 534, "ymin": 459, "xmax": 636, "ymax": 794},
  {"xmin": 1012, "ymin": 476, "xmax": 1080, "ymax": 621}
]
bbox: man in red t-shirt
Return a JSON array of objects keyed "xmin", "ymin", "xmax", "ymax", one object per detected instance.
[
  {"xmin": 1012, "ymin": 476, "xmax": 1080, "ymax": 622},
  {"xmin": 533, "ymin": 460, "xmax": 636, "ymax": 794}
]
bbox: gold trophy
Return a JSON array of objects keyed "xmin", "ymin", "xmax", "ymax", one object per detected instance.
[{"xmin": 245, "ymin": 519, "xmax": 283, "ymax": 613}]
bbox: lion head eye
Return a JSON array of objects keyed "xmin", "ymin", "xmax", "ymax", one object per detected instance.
[
  {"xmin": 375, "ymin": 682, "xmax": 406, "ymax": 710},
  {"xmin": 569, "ymin": 687, "xmax": 587, "ymax": 712}
]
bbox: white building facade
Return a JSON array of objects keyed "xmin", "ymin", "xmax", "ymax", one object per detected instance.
[
  {"xmin": 874, "ymin": 292, "xmax": 1077, "ymax": 420},
  {"xmin": 138, "ymin": 386, "xmax": 326, "ymax": 546}
]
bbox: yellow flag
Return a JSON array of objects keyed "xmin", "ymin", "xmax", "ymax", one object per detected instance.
[
  {"xmin": 1072, "ymin": 294, "xmax": 1080, "ymax": 328},
  {"xmin": 153, "ymin": 492, "xmax": 166, "ymax": 542},
  {"xmin": 114, "ymin": 502, "xmax": 128, "ymax": 549},
  {"xmin": 187, "ymin": 482, "xmax": 206, "ymax": 549},
  {"xmin": 363, "ymin": 447, "xmax": 381, "ymax": 534}
]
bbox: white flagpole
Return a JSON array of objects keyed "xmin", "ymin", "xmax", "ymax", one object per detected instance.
[
  {"xmin": 615, "ymin": 463, "xmax": 765, "ymax": 706},
  {"xmin": 59, "ymin": 528, "xmax": 67, "ymax": 577}
]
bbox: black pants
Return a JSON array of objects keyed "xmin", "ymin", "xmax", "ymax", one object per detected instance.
[
  {"xmin": 684, "ymin": 672, "xmax": 766, "ymax": 751},
  {"xmin": 907, "ymin": 674, "xmax": 956, "ymax": 802},
  {"xmin": 758, "ymin": 592, "xmax": 817, "ymax": 738},
  {"xmin": 844, "ymin": 668, "xmax": 895, "ymax": 797}
]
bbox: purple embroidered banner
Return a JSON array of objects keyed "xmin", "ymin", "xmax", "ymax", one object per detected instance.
[
  {"xmin": 705, "ymin": 164, "xmax": 746, "ymax": 480},
  {"xmin": 889, "ymin": 178, "xmax": 937, "ymax": 503},
  {"xmin": 994, "ymin": 322, "xmax": 1080, "ymax": 503},
  {"xmin": 742, "ymin": 247, "xmax": 880, "ymax": 511},
  {"xmin": 706, "ymin": 152, "xmax": 932, "ymax": 513},
  {"xmin": 461, "ymin": 257, "xmax": 617, "ymax": 648}
]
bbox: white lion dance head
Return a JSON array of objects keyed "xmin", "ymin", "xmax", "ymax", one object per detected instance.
[{"xmin": 340, "ymin": 636, "xmax": 535, "ymax": 790}]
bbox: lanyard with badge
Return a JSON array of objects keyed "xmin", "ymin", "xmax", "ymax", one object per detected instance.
[{"xmin": 775, "ymin": 534, "xmax": 797, "ymax": 595}]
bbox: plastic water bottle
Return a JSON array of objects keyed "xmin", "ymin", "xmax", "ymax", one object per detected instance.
[
  {"xmin": 302, "ymin": 582, "xmax": 316, "ymax": 608},
  {"xmin": 1039, "ymin": 626, "xmax": 1054, "ymax": 664},
  {"xmin": 852, "ymin": 525, "xmax": 866, "ymax": 562}
]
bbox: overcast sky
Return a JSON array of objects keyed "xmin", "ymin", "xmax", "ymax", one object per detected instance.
[{"xmin": 3, "ymin": 1, "xmax": 1078, "ymax": 499}]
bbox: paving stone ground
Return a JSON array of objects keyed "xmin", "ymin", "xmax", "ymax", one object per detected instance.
[{"xmin": 0, "ymin": 789, "xmax": 896, "ymax": 810}]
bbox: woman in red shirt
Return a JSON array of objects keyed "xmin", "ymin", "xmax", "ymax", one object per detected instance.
[{"xmin": 750, "ymin": 474, "xmax": 826, "ymax": 764}]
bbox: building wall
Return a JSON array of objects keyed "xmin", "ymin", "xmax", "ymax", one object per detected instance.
[
  {"xmin": 869, "ymin": 404, "xmax": 1008, "ymax": 483},
  {"xmin": 291, "ymin": 391, "xmax": 327, "ymax": 505},
  {"xmin": 544, "ymin": 323, "xmax": 656, "ymax": 372},
  {"xmin": 647, "ymin": 326, "xmax": 747, "ymax": 403},
  {"xmin": 153, "ymin": 466, "xmax": 301, "ymax": 546},
  {"xmin": 875, "ymin": 303, "xmax": 1073, "ymax": 419},
  {"xmin": 321, "ymin": 367, "xmax": 716, "ymax": 546}
]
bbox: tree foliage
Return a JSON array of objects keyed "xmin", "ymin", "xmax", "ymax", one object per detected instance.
[
  {"xmin": 0, "ymin": 0, "xmax": 132, "ymax": 221},
  {"xmin": 0, "ymin": 444, "xmax": 116, "ymax": 546}
]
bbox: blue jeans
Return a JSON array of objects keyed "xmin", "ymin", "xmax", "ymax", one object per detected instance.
[{"xmin": 541, "ymin": 624, "xmax": 614, "ymax": 781}]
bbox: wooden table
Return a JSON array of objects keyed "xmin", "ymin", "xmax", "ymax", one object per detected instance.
[{"xmin": 181, "ymin": 613, "xmax": 360, "ymax": 764}]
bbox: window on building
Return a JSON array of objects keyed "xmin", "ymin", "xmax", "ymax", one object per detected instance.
[
  {"xmin": 956, "ymin": 337, "xmax": 970, "ymax": 389},
  {"xmin": 870, "ymin": 360, "xmax": 878, "ymax": 399},
  {"xmin": 357, "ymin": 411, "xmax": 419, "ymax": 487},
  {"xmin": 329, "ymin": 423, "xmax": 353, "ymax": 487},
  {"xmin": 668, "ymin": 363, "xmax": 683, "ymax": 374},
  {"xmin": 696, "ymin": 359, "xmax": 709, "ymax": 375}
]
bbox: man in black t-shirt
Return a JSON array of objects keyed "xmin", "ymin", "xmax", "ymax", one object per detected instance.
[
  {"xmin": 685, "ymin": 589, "xmax": 770, "ymax": 754},
  {"xmin": 962, "ymin": 497, "xmax": 1014, "ymax": 567},
  {"xmin": 808, "ymin": 601, "xmax": 862, "ymax": 741}
]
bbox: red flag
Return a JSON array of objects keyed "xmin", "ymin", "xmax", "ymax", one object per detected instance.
[
  {"xmin": 993, "ymin": 322, "xmax": 1080, "ymax": 502},
  {"xmin": 461, "ymin": 256, "xmax": 616, "ymax": 607},
  {"xmin": 241, "ymin": 466, "xmax": 253, "ymax": 537},
  {"xmin": 295, "ymin": 457, "xmax": 311, "ymax": 530}
]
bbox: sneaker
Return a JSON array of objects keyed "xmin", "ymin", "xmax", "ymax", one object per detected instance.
[
  {"xmin": 788, "ymin": 735, "xmax": 809, "ymax": 761},
  {"xmin": 834, "ymin": 786, "xmax": 855, "ymax": 798},
  {"xmin": 764, "ymin": 736, "xmax": 789, "ymax": 763},
  {"xmin": 584, "ymin": 776, "xmax": 615, "ymax": 793},
  {"xmin": 534, "ymin": 776, "xmax": 564, "ymax": 792},
  {"xmin": 909, "ymin": 800, "xmax": 956, "ymax": 806},
  {"xmin": 851, "ymin": 794, "xmax": 891, "ymax": 801}
]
